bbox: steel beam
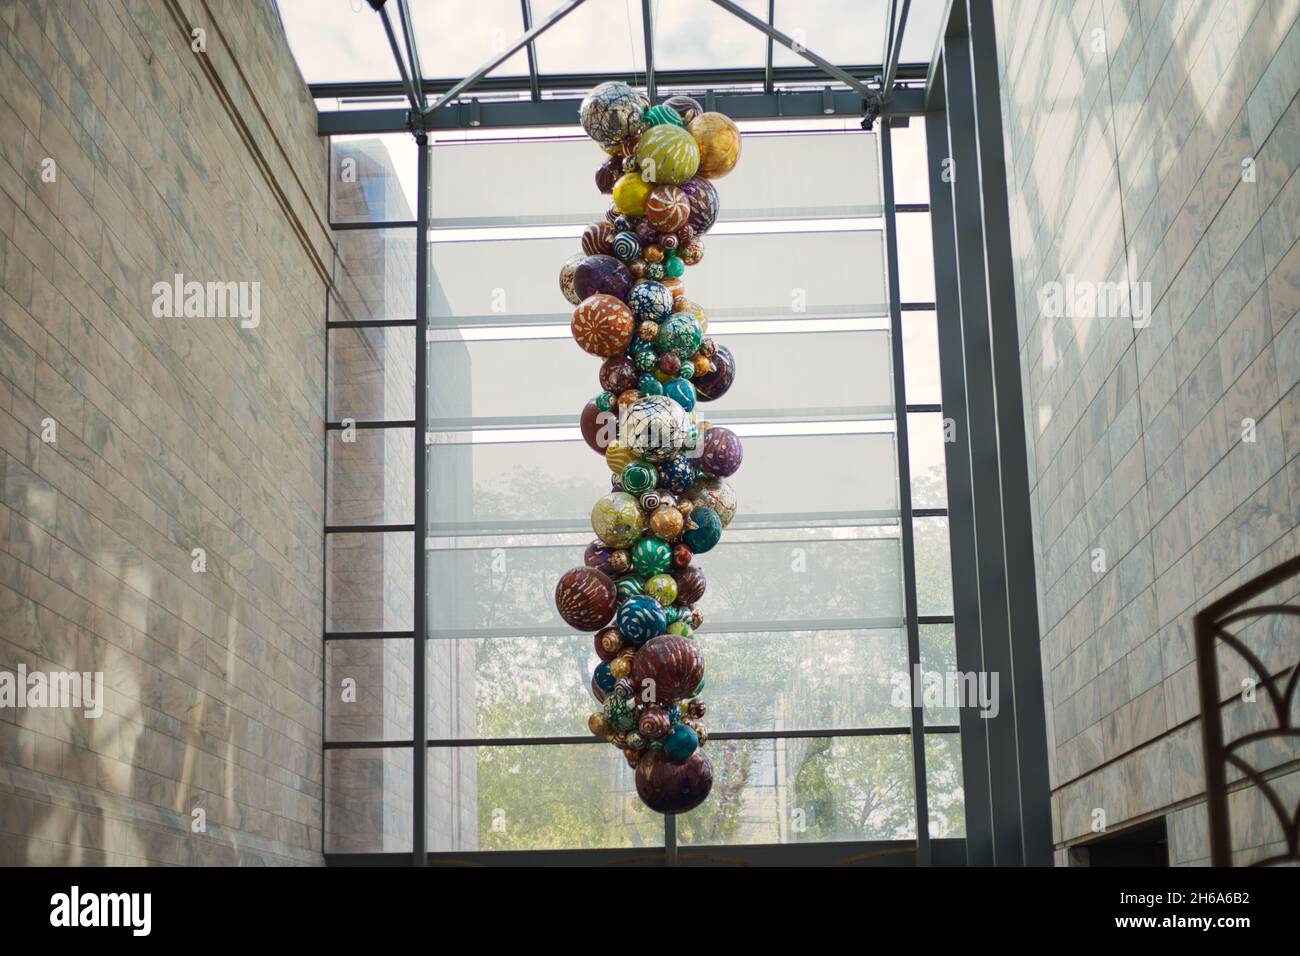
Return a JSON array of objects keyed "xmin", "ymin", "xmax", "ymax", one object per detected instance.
[
  {"xmin": 642, "ymin": 0, "xmax": 656, "ymax": 101},
  {"xmin": 926, "ymin": 97, "xmax": 994, "ymax": 866},
  {"xmin": 880, "ymin": 120, "xmax": 931, "ymax": 864},
  {"xmin": 421, "ymin": 0, "xmax": 588, "ymax": 119},
  {"xmin": 882, "ymin": 0, "xmax": 913, "ymax": 95},
  {"xmin": 319, "ymin": 89, "xmax": 928, "ymax": 136},
  {"xmin": 520, "ymin": 0, "xmax": 542, "ymax": 101},
  {"xmin": 411, "ymin": 133, "xmax": 430, "ymax": 865}
]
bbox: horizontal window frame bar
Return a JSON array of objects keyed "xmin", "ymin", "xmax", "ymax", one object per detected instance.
[
  {"xmin": 326, "ymin": 419, "xmax": 417, "ymax": 431},
  {"xmin": 324, "ymin": 630, "xmax": 417, "ymax": 641},
  {"xmin": 330, "ymin": 220, "xmax": 418, "ymax": 231},
  {"xmin": 325, "ymin": 523, "xmax": 415, "ymax": 535},
  {"xmin": 900, "ymin": 302, "xmax": 937, "ymax": 311},
  {"xmin": 323, "ymin": 725, "xmax": 962, "ymax": 750},
  {"xmin": 328, "ymin": 319, "xmax": 419, "ymax": 330},
  {"xmin": 425, "ymin": 617, "xmax": 911, "ymax": 641},
  {"xmin": 914, "ymin": 508, "xmax": 949, "ymax": 518},
  {"xmin": 895, "ymin": 204, "xmax": 931, "ymax": 213},
  {"xmin": 907, "ymin": 404, "xmax": 943, "ymax": 414}
]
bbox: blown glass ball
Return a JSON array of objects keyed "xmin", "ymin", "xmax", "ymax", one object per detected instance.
[
  {"xmin": 663, "ymin": 255, "xmax": 686, "ymax": 279},
  {"xmin": 693, "ymin": 343, "xmax": 735, "ymax": 401},
  {"xmin": 650, "ymin": 503, "xmax": 685, "ymax": 542},
  {"xmin": 572, "ymin": 293, "xmax": 634, "ymax": 357},
  {"xmin": 635, "ymin": 124, "xmax": 701, "ymax": 185},
  {"xmin": 604, "ymin": 691, "xmax": 638, "ymax": 733},
  {"xmin": 688, "ymin": 112, "xmax": 742, "ymax": 179},
  {"xmin": 682, "ymin": 506, "xmax": 723, "ymax": 554},
  {"xmin": 685, "ymin": 476, "xmax": 737, "ymax": 527},
  {"xmin": 635, "ymin": 748, "xmax": 713, "ymax": 814},
  {"xmin": 580, "ymin": 399, "xmax": 616, "ymax": 454},
  {"xmin": 660, "ymin": 454, "xmax": 696, "ymax": 494},
  {"xmin": 620, "ymin": 461, "xmax": 658, "ymax": 495},
  {"xmin": 631, "ymin": 536, "xmax": 673, "ymax": 577},
  {"xmin": 604, "ymin": 440, "xmax": 636, "ymax": 475},
  {"xmin": 555, "ymin": 566, "xmax": 618, "ymax": 631},
  {"xmin": 584, "ymin": 540, "xmax": 617, "ymax": 576},
  {"xmin": 615, "ymin": 575, "xmax": 645, "ymax": 601},
  {"xmin": 657, "ymin": 314, "xmax": 703, "ymax": 358},
  {"xmin": 623, "ymin": 395, "xmax": 693, "ymax": 462},
  {"xmin": 593, "ymin": 660, "xmax": 616, "ymax": 694},
  {"xmin": 637, "ymin": 373, "xmax": 664, "ymax": 396},
  {"xmin": 573, "ymin": 254, "xmax": 632, "ymax": 302},
  {"xmin": 638, "ymin": 705, "xmax": 671, "ymax": 740},
  {"xmin": 617, "ymin": 594, "xmax": 667, "ymax": 644},
  {"xmin": 580, "ymin": 81, "xmax": 645, "ymax": 146},
  {"xmin": 663, "ymin": 722, "xmax": 700, "ymax": 762},
  {"xmin": 611, "ymin": 230, "xmax": 641, "ymax": 262},
  {"xmin": 662, "ymin": 94, "xmax": 703, "ymax": 124},
  {"xmin": 679, "ymin": 176, "xmax": 720, "ymax": 234},
  {"xmin": 582, "ymin": 220, "xmax": 614, "ymax": 255},
  {"xmin": 595, "ymin": 625, "xmax": 624, "ymax": 661},
  {"xmin": 644, "ymin": 573, "xmax": 678, "ymax": 607},
  {"xmin": 699, "ymin": 426, "xmax": 744, "ymax": 477},
  {"xmin": 630, "ymin": 634, "xmax": 704, "ymax": 702},
  {"xmin": 643, "ymin": 103, "xmax": 685, "ymax": 128},
  {"xmin": 627, "ymin": 280, "xmax": 675, "ymax": 323},
  {"xmin": 559, "ymin": 252, "xmax": 585, "ymax": 305},
  {"xmin": 645, "ymin": 185, "xmax": 691, "ymax": 232},
  {"xmin": 599, "ymin": 355, "xmax": 639, "ymax": 395},
  {"xmin": 664, "ymin": 377, "xmax": 696, "ymax": 411},
  {"xmin": 591, "ymin": 491, "xmax": 646, "ymax": 547},
  {"xmin": 612, "ymin": 171, "xmax": 653, "ymax": 216},
  {"xmin": 673, "ymin": 565, "xmax": 706, "ymax": 605}
]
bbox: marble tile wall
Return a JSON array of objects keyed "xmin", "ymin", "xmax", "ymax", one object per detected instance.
[{"xmin": 993, "ymin": 0, "xmax": 1300, "ymax": 862}]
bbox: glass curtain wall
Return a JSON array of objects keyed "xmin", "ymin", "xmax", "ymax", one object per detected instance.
[{"xmin": 417, "ymin": 118, "xmax": 962, "ymax": 855}]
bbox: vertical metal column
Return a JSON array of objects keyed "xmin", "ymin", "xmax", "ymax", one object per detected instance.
[
  {"xmin": 925, "ymin": 83, "xmax": 994, "ymax": 866},
  {"xmin": 965, "ymin": 0, "xmax": 1053, "ymax": 866},
  {"xmin": 941, "ymin": 24, "xmax": 1023, "ymax": 866},
  {"xmin": 412, "ymin": 131, "xmax": 430, "ymax": 865},
  {"xmin": 879, "ymin": 122, "xmax": 931, "ymax": 865}
]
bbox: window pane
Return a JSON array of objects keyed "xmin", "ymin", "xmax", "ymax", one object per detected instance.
[
  {"xmin": 325, "ymin": 747, "xmax": 412, "ymax": 853},
  {"xmin": 409, "ymin": 0, "xmax": 530, "ymax": 78},
  {"xmin": 429, "ymin": 327, "xmax": 893, "ymax": 426},
  {"xmin": 328, "ymin": 325, "xmax": 416, "ymax": 422},
  {"xmin": 532, "ymin": 0, "xmax": 646, "ymax": 75},
  {"xmin": 327, "ymin": 427, "xmax": 415, "ymax": 526},
  {"xmin": 278, "ymin": 0, "xmax": 399, "ymax": 84},
  {"xmin": 327, "ymin": 530, "xmax": 415, "ymax": 633},
  {"xmin": 429, "ymin": 230, "xmax": 887, "ymax": 327},
  {"xmin": 426, "ymin": 431, "xmax": 898, "ymax": 534},
  {"xmin": 889, "ymin": 122, "xmax": 930, "ymax": 205},
  {"xmin": 334, "ymin": 228, "xmax": 417, "ymax": 323},
  {"xmin": 326, "ymin": 638, "xmax": 415, "ymax": 742},
  {"xmin": 330, "ymin": 135, "xmax": 418, "ymax": 224},
  {"xmin": 773, "ymin": 0, "xmax": 888, "ymax": 67},
  {"xmin": 913, "ymin": 516, "xmax": 953, "ymax": 617},
  {"xmin": 902, "ymin": 310, "xmax": 941, "ymax": 406},
  {"xmin": 426, "ymin": 743, "xmax": 664, "ymax": 851},
  {"xmin": 677, "ymin": 734, "xmax": 916, "ymax": 845},
  {"xmin": 920, "ymin": 623, "xmax": 958, "ymax": 726},
  {"xmin": 427, "ymin": 534, "xmax": 903, "ymax": 635},
  {"xmin": 895, "ymin": 211, "xmax": 935, "ymax": 304},
  {"xmin": 907, "ymin": 412, "xmax": 948, "ymax": 509},
  {"xmin": 926, "ymin": 732, "xmax": 965, "ymax": 837}
]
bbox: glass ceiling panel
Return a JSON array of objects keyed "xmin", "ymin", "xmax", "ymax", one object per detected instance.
[
  {"xmin": 276, "ymin": 0, "xmax": 399, "ymax": 84},
  {"xmin": 897, "ymin": 0, "xmax": 948, "ymax": 65},
  {"xmin": 771, "ymin": 0, "xmax": 887, "ymax": 68},
  {"xmin": 408, "ymin": 0, "xmax": 531, "ymax": 78},
  {"xmin": 532, "ymin": 0, "xmax": 648, "ymax": 76}
]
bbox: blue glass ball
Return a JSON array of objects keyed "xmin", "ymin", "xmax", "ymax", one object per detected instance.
[
  {"xmin": 664, "ymin": 377, "xmax": 696, "ymax": 411},
  {"xmin": 617, "ymin": 594, "xmax": 667, "ymax": 644},
  {"xmin": 612, "ymin": 230, "xmax": 641, "ymax": 262},
  {"xmin": 663, "ymin": 723, "xmax": 699, "ymax": 762},
  {"xmin": 628, "ymin": 281, "xmax": 675, "ymax": 322},
  {"xmin": 593, "ymin": 660, "xmax": 617, "ymax": 694},
  {"xmin": 660, "ymin": 455, "xmax": 696, "ymax": 494},
  {"xmin": 638, "ymin": 374, "xmax": 665, "ymax": 396},
  {"xmin": 682, "ymin": 506, "xmax": 722, "ymax": 553}
]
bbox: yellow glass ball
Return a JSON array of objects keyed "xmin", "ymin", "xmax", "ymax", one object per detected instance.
[
  {"xmin": 605, "ymin": 441, "xmax": 637, "ymax": 474},
  {"xmin": 609, "ymin": 656, "xmax": 631, "ymax": 679},
  {"xmin": 613, "ymin": 171, "xmax": 652, "ymax": 216},
  {"xmin": 589, "ymin": 713, "xmax": 612, "ymax": 737},
  {"xmin": 688, "ymin": 112, "xmax": 742, "ymax": 179}
]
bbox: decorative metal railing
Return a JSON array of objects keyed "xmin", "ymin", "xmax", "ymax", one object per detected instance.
[{"xmin": 1195, "ymin": 553, "xmax": 1300, "ymax": 866}]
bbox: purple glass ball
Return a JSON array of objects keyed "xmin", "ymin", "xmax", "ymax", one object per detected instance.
[
  {"xmin": 694, "ymin": 343, "xmax": 734, "ymax": 401},
  {"xmin": 574, "ymin": 254, "xmax": 632, "ymax": 301},
  {"xmin": 585, "ymin": 540, "xmax": 618, "ymax": 576},
  {"xmin": 700, "ymin": 426, "xmax": 743, "ymax": 478},
  {"xmin": 635, "ymin": 220, "xmax": 658, "ymax": 244},
  {"xmin": 679, "ymin": 176, "xmax": 719, "ymax": 235}
]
